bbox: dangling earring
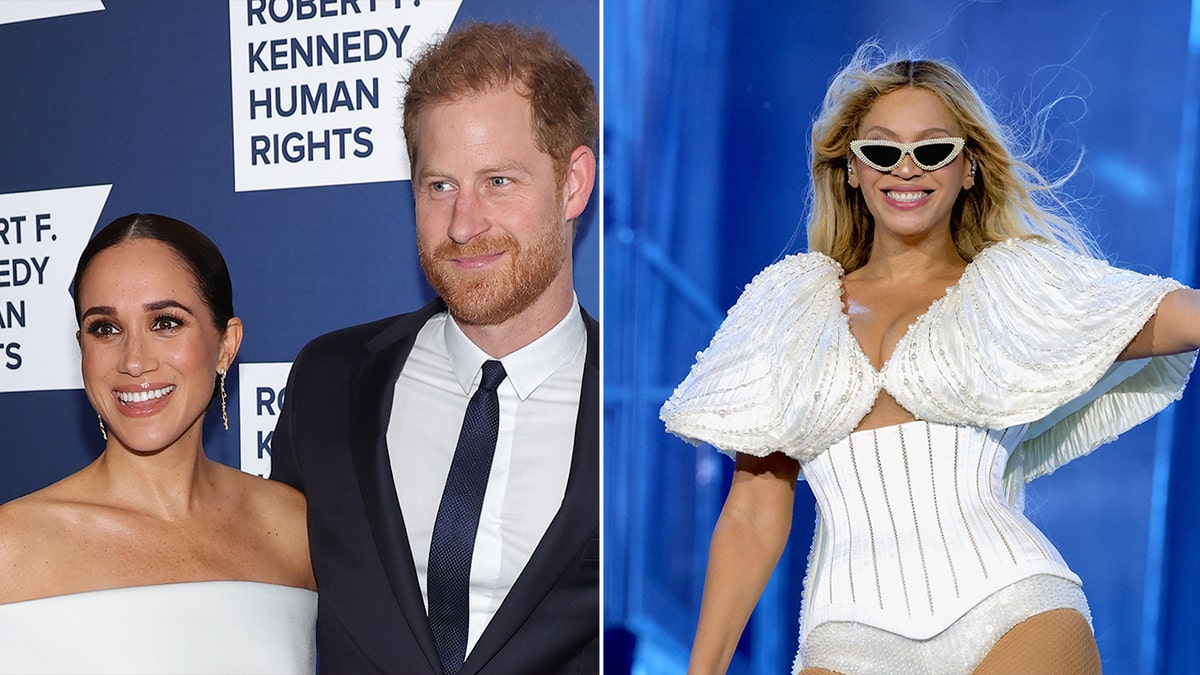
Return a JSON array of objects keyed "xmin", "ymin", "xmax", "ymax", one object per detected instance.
[
  {"xmin": 846, "ymin": 163, "xmax": 855, "ymax": 184},
  {"xmin": 98, "ymin": 413, "xmax": 108, "ymax": 441},
  {"xmin": 219, "ymin": 369, "xmax": 229, "ymax": 431}
]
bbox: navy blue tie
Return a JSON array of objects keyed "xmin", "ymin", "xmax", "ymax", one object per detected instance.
[{"xmin": 428, "ymin": 359, "xmax": 507, "ymax": 675}]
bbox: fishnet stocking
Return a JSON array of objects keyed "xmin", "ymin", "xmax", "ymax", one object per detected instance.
[{"xmin": 973, "ymin": 608, "xmax": 1101, "ymax": 675}]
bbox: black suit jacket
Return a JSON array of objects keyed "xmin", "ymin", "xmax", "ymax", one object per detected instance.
[{"xmin": 272, "ymin": 299, "xmax": 599, "ymax": 675}]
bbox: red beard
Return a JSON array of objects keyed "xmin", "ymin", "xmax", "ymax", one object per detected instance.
[{"xmin": 418, "ymin": 221, "xmax": 568, "ymax": 326}]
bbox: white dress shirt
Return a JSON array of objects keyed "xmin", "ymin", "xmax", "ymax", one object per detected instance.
[{"xmin": 387, "ymin": 300, "xmax": 585, "ymax": 655}]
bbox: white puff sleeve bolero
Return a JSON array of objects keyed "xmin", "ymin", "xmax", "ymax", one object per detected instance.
[{"xmin": 660, "ymin": 238, "xmax": 1195, "ymax": 483}]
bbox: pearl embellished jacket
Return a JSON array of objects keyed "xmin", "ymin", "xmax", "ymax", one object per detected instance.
[{"xmin": 661, "ymin": 237, "xmax": 1195, "ymax": 500}]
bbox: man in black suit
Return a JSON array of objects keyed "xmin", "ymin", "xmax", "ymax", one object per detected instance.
[{"xmin": 271, "ymin": 23, "xmax": 598, "ymax": 675}]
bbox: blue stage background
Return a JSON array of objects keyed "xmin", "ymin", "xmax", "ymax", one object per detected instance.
[
  {"xmin": 0, "ymin": 1, "xmax": 598, "ymax": 509},
  {"xmin": 604, "ymin": 2, "xmax": 1200, "ymax": 674}
]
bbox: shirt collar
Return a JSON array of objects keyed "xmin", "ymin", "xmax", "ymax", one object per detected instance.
[{"xmin": 443, "ymin": 294, "xmax": 586, "ymax": 401}]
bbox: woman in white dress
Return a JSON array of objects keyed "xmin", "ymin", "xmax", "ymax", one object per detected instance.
[
  {"xmin": 663, "ymin": 46, "xmax": 1200, "ymax": 674},
  {"xmin": 0, "ymin": 213, "xmax": 317, "ymax": 674}
]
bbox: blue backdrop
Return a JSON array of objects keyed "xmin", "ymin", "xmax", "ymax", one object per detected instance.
[
  {"xmin": 0, "ymin": 1, "xmax": 598, "ymax": 508},
  {"xmin": 605, "ymin": 2, "xmax": 1200, "ymax": 674}
]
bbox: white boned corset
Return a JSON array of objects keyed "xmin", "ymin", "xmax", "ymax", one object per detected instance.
[{"xmin": 799, "ymin": 420, "xmax": 1078, "ymax": 641}]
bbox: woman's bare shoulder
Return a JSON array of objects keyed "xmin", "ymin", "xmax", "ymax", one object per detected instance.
[
  {"xmin": 0, "ymin": 479, "xmax": 84, "ymax": 537},
  {"xmin": 214, "ymin": 465, "xmax": 315, "ymax": 590},
  {"xmin": 0, "ymin": 492, "xmax": 39, "ymax": 550},
  {"xmin": 216, "ymin": 463, "xmax": 306, "ymax": 519},
  {"xmin": 0, "ymin": 483, "xmax": 92, "ymax": 603}
]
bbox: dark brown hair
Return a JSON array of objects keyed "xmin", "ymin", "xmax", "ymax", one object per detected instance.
[{"xmin": 72, "ymin": 213, "xmax": 234, "ymax": 330}]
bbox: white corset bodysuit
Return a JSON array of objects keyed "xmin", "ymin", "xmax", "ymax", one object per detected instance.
[
  {"xmin": 799, "ymin": 421, "xmax": 1076, "ymax": 642},
  {"xmin": 661, "ymin": 238, "xmax": 1196, "ymax": 669}
]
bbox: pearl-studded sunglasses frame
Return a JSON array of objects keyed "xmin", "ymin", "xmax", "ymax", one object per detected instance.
[{"xmin": 849, "ymin": 137, "xmax": 967, "ymax": 173}]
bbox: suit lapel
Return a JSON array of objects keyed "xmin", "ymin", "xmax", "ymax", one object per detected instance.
[
  {"xmin": 348, "ymin": 299, "xmax": 446, "ymax": 674},
  {"xmin": 461, "ymin": 308, "xmax": 600, "ymax": 674}
]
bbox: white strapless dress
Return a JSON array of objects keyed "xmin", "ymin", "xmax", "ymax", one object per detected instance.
[{"xmin": 0, "ymin": 580, "xmax": 316, "ymax": 674}]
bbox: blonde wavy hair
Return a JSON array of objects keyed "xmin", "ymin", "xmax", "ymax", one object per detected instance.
[{"xmin": 808, "ymin": 43, "xmax": 1096, "ymax": 271}]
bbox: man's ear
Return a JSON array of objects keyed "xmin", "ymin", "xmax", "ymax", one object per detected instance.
[{"xmin": 562, "ymin": 145, "xmax": 596, "ymax": 221}]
